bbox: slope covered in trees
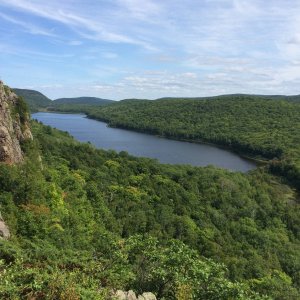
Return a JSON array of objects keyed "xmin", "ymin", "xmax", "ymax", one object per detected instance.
[
  {"xmin": 157, "ymin": 94, "xmax": 300, "ymax": 102},
  {"xmin": 53, "ymin": 96, "xmax": 113, "ymax": 105},
  {"xmin": 13, "ymin": 89, "xmax": 52, "ymax": 112},
  {"xmin": 71, "ymin": 96, "xmax": 300, "ymax": 190},
  {"xmin": 13, "ymin": 89, "xmax": 113, "ymax": 113},
  {"xmin": 0, "ymin": 120, "xmax": 300, "ymax": 299}
]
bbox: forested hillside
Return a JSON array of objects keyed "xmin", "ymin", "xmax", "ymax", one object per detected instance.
[
  {"xmin": 13, "ymin": 89, "xmax": 113, "ymax": 113},
  {"xmin": 157, "ymin": 94, "xmax": 300, "ymax": 102},
  {"xmin": 1, "ymin": 119, "xmax": 300, "ymax": 299},
  {"xmin": 67, "ymin": 96, "xmax": 300, "ymax": 190},
  {"xmin": 2, "ymin": 89, "xmax": 300, "ymax": 299},
  {"xmin": 53, "ymin": 97, "xmax": 113, "ymax": 105},
  {"xmin": 13, "ymin": 89, "xmax": 52, "ymax": 112}
]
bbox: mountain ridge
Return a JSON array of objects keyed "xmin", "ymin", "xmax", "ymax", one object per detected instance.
[
  {"xmin": 53, "ymin": 96, "xmax": 113, "ymax": 105},
  {"xmin": 13, "ymin": 88, "xmax": 114, "ymax": 111},
  {"xmin": 157, "ymin": 93, "xmax": 300, "ymax": 102},
  {"xmin": 14, "ymin": 87, "xmax": 300, "ymax": 113}
]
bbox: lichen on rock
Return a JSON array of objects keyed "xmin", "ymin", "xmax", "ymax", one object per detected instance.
[{"xmin": 0, "ymin": 80, "xmax": 32, "ymax": 164}]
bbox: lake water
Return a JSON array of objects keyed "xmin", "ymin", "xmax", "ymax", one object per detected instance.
[{"xmin": 32, "ymin": 112, "xmax": 256, "ymax": 172}]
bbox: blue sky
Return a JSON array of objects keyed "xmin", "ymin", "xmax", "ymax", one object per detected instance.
[{"xmin": 0, "ymin": 0, "xmax": 300, "ymax": 100}]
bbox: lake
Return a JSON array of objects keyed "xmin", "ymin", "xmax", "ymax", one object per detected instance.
[{"xmin": 32, "ymin": 112, "xmax": 256, "ymax": 172}]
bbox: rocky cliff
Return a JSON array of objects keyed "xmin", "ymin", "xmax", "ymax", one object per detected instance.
[
  {"xmin": 0, "ymin": 81, "xmax": 33, "ymax": 239},
  {"xmin": 0, "ymin": 80, "xmax": 32, "ymax": 164}
]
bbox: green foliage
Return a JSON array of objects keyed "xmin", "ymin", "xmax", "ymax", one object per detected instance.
[
  {"xmin": 249, "ymin": 271, "xmax": 300, "ymax": 300},
  {"xmin": 0, "ymin": 256, "xmax": 108, "ymax": 299},
  {"xmin": 13, "ymin": 88, "xmax": 113, "ymax": 112},
  {"xmin": 79, "ymin": 96, "xmax": 300, "ymax": 190},
  {"xmin": 53, "ymin": 96, "xmax": 113, "ymax": 106},
  {"xmin": 4, "ymin": 85, "xmax": 12, "ymax": 96},
  {"xmin": 83, "ymin": 97, "xmax": 298, "ymax": 160},
  {"xmin": 15, "ymin": 96, "xmax": 29, "ymax": 124},
  {"xmin": 124, "ymin": 235, "xmax": 269, "ymax": 299},
  {"xmin": 8, "ymin": 94, "xmax": 29, "ymax": 129},
  {"xmin": 13, "ymin": 89, "xmax": 52, "ymax": 112},
  {"xmin": 0, "ymin": 121, "xmax": 300, "ymax": 299}
]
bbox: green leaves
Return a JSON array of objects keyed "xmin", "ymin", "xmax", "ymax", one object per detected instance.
[
  {"xmin": 1, "ymin": 121, "xmax": 300, "ymax": 299},
  {"xmin": 85, "ymin": 97, "xmax": 300, "ymax": 190},
  {"xmin": 123, "ymin": 235, "xmax": 268, "ymax": 299}
]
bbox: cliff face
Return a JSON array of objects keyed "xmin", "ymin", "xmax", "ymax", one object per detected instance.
[{"xmin": 0, "ymin": 81, "xmax": 32, "ymax": 164}]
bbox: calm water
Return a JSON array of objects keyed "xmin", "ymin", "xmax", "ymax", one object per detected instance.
[{"xmin": 32, "ymin": 112, "xmax": 256, "ymax": 172}]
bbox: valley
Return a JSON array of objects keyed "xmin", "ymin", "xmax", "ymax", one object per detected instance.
[{"xmin": 0, "ymin": 83, "xmax": 299, "ymax": 299}]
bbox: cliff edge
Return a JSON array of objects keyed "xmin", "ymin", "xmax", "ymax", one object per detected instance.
[{"xmin": 0, "ymin": 81, "xmax": 32, "ymax": 164}]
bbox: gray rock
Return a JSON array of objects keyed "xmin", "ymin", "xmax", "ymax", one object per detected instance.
[
  {"xmin": 114, "ymin": 290, "xmax": 127, "ymax": 300},
  {"xmin": 112, "ymin": 290, "xmax": 156, "ymax": 300},
  {"xmin": 141, "ymin": 293, "xmax": 156, "ymax": 300},
  {"xmin": 0, "ymin": 219, "xmax": 10, "ymax": 239},
  {"xmin": 0, "ymin": 81, "xmax": 32, "ymax": 164},
  {"xmin": 127, "ymin": 290, "xmax": 137, "ymax": 300}
]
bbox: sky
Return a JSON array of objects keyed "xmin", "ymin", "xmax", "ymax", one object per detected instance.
[{"xmin": 0, "ymin": 0, "xmax": 300, "ymax": 100}]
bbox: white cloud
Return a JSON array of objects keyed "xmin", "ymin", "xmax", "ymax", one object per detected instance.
[
  {"xmin": 0, "ymin": 11, "xmax": 56, "ymax": 36},
  {"xmin": 2, "ymin": 0, "xmax": 300, "ymax": 97},
  {"xmin": 118, "ymin": 0, "xmax": 162, "ymax": 21},
  {"xmin": 0, "ymin": 0, "xmax": 155, "ymax": 48}
]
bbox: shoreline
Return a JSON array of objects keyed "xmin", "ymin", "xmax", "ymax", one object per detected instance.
[
  {"xmin": 41, "ymin": 109, "xmax": 269, "ymax": 167},
  {"xmin": 84, "ymin": 114, "xmax": 269, "ymax": 166}
]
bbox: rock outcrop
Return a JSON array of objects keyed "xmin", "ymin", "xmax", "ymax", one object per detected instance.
[
  {"xmin": 0, "ymin": 80, "xmax": 32, "ymax": 164},
  {"xmin": 113, "ymin": 290, "xmax": 157, "ymax": 300},
  {"xmin": 0, "ymin": 81, "xmax": 33, "ymax": 239},
  {"xmin": 0, "ymin": 212, "xmax": 10, "ymax": 239}
]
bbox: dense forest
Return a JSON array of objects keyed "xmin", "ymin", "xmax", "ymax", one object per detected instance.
[
  {"xmin": 1, "ymin": 90, "xmax": 299, "ymax": 299},
  {"xmin": 156, "ymin": 94, "xmax": 300, "ymax": 103},
  {"xmin": 0, "ymin": 117, "xmax": 300, "ymax": 299},
  {"xmin": 53, "ymin": 97, "xmax": 113, "ymax": 106},
  {"xmin": 13, "ymin": 89, "xmax": 52, "ymax": 112},
  {"xmin": 51, "ymin": 96, "xmax": 300, "ymax": 190}
]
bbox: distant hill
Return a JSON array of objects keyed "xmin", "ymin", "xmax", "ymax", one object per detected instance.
[
  {"xmin": 13, "ymin": 88, "xmax": 300, "ymax": 113},
  {"xmin": 53, "ymin": 97, "xmax": 113, "ymax": 105},
  {"xmin": 13, "ymin": 88, "xmax": 52, "ymax": 111},
  {"xmin": 259, "ymin": 94, "xmax": 300, "ymax": 102},
  {"xmin": 157, "ymin": 93, "xmax": 300, "ymax": 102},
  {"xmin": 13, "ymin": 89, "xmax": 114, "ymax": 112},
  {"xmin": 120, "ymin": 98, "xmax": 148, "ymax": 102}
]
